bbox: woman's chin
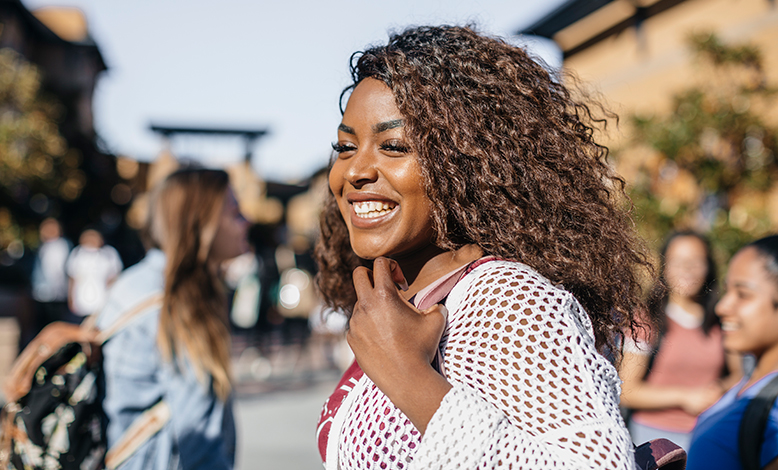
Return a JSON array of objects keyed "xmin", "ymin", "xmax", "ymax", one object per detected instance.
[{"xmin": 350, "ymin": 244, "xmax": 389, "ymax": 261}]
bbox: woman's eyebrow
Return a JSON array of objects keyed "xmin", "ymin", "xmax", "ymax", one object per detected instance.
[
  {"xmin": 338, "ymin": 120, "xmax": 404, "ymax": 135},
  {"xmin": 373, "ymin": 119, "xmax": 404, "ymax": 134},
  {"xmin": 733, "ymin": 280, "xmax": 758, "ymax": 290},
  {"xmin": 338, "ymin": 123, "xmax": 355, "ymax": 134}
]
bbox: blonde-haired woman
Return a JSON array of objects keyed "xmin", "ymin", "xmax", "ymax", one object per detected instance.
[{"xmin": 98, "ymin": 168, "xmax": 248, "ymax": 470}]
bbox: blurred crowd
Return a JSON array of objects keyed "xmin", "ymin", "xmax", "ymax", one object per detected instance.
[
  {"xmin": 31, "ymin": 218, "xmax": 121, "ymax": 329},
  {"xmin": 7, "ymin": 204, "xmax": 351, "ymax": 385}
]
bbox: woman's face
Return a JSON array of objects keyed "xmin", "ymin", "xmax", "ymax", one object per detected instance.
[
  {"xmin": 209, "ymin": 188, "xmax": 249, "ymax": 264},
  {"xmin": 664, "ymin": 235, "xmax": 709, "ymax": 299},
  {"xmin": 716, "ymin": 247, "xmax": 778, "ymax": 358},
  {"xmin": 329, "ymin": 78, "xmax": 435, "ymax": 261}
]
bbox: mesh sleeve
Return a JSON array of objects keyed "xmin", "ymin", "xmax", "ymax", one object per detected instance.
[{"xmin": 413, "ymin": 261, "xmax": 635, "ymax": 469}]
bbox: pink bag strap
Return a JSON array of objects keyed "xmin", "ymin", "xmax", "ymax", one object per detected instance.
[
  {"xmin": 414, "ymin": 265, "xmax": 470, "ymax": 311},
  {"xmin": 413, "ymin": 256, "xmax": 496, "ymax": 311},
  {"xmin": 413, "ymin": 256, "xmax": 496, "ymax": 378}
]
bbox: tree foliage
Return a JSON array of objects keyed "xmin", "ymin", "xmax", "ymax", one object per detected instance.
[
  {"xmin": 0, "ymin": 48, "xmax": 84, "ymax": 250},
  {"xmin": 620, "ymin": 32, "xmax": 778, "ymax": 264}
]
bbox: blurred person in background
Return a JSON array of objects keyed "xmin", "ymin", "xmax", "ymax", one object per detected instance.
[
  {"xmin": 97, "ymin": 168, "xmax": 247, "ymax": 470},
  {"xmin": 66, "ymin": 227, "xmax": 123, "ymax": 321},
  {"xmin": 620, "ymin": 231, "xmax": 741, "ymax": 450},
  {"xmin": 30, "ymin": 217, "xmax": 72, "ymax": 329},
  {"xmin": 687, "ymin": 235, "xmax": 778, "ymax": 470}
]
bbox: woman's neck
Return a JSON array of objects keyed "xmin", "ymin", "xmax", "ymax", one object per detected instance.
[
  {"xmin": 398, "ymin": 244, "xmax": 484, "ymax": 300},
  {"xmin": 668, "ymin": 293, "xmax": 704, "ymax": 319},
  {"xmin": 748, "ymin": 346, "xmax": 778, "ymax": 388}
]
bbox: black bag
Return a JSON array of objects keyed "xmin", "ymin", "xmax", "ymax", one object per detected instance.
[
  {"xmin": 634, "ymin": 438, "xmax": 687, "ymax": 470},
  {"xmin": 739, "ymin": 374, "xmax": 778, "ymax": 470},
  {"xmin": 1, "ymin": 294, "xmax": 164, "ymax": 470}
]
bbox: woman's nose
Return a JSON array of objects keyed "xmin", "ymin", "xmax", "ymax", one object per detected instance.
[
  {"xmin": 715, "ymin": 294, "xmax": 731, "ymax": 318},
  {"xmin": 344, "ymin": 151, "xmax": 378, "ymax": 189}
]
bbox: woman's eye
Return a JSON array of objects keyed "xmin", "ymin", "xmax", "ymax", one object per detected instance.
[
  {"xmin": 331, "ymin": 142, "xmax": 357, "ymax": 154},
  {"xmin": 736, "ymin": 289, "xmax": 752, "ymax": 300},
  {"xmin": 379, "ymin": 141, "xmax": 410, "ymax": 153}
]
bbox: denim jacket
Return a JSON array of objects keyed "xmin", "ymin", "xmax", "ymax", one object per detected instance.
[{"xmin": 98, "ymin": 249, "xmax": 236, "ymax": 470}]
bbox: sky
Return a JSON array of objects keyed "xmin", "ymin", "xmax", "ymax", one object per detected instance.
[{"xmin": 22, "ymin": 0, "xmax": 567, "ymax": 182}]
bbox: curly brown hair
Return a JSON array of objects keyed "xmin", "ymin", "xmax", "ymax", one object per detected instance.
[{"xmin": 314, "ymin": 25, "xmax": 653, "ymax": 352}]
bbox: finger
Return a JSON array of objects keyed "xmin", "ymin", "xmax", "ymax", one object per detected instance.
[
  {"xmin": 388, "ymin": 259, "xmax": 409, "ymax": 291},
  {"xmin": 422, "ymin": 304, "xmax": 448, "ymax": 321},
  {"xmin": 352, "ymin": 266, "xmax": 375, "ymax": 298},
  {"xmin": 373, "ymin": 257, "xmax": 407, "ymax": 292},
  {"xmin": 421, "ymin": 304, "xmax": 448, "ymax": 343}
]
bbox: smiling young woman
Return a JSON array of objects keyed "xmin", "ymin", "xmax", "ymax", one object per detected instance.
[
  {"xmin": 315, "ymin": 25, "xmax": 653, "ymax": 469},
  {"xmin": 687, "ymin": 236, "xmax": 778, "ymax": 470}
]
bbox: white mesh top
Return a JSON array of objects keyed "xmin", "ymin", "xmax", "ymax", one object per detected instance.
[{"xmin": 322, "ymin": 259, "xmax": 636, "ymax": 469}]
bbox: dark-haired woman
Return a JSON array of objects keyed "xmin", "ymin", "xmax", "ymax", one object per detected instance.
[
  {"xmin": 314, "ymin": 25, "xmax": 652, "ymax": 469},
  {"xmin": 687, "ymin": 235, "xmax": 778, "ymax": 470},
  {"xmin": 619, "ymin": 232, "xmax": 741, "ymax": 451}
]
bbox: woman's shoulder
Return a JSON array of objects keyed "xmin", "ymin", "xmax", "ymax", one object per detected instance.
[
  {"xmin": 99, "ymin": 299, "xmax": 161, "ymax": 347},
  {"xmin": 98, "ymin": 253, "xmax": 165, "ymax": 331},
  {"xmin": 459, "ymin": 258, "xmax": 569, "ymax": 297},
  {"xmin": 447, "ymin": 257, "xmax": 599, "ymax": 339},
  {"xmin": 447, "ymin": 258, "xmax": 573, "ymax": 314}
]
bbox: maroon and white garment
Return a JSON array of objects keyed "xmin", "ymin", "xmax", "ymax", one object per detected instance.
[
  {"xmin": 317, "ymin": 259, "xmax": 635, "ymax": 469},
  {"xmin": 317, "ymin": 361, "xmax": 364, "ymax": 460}
]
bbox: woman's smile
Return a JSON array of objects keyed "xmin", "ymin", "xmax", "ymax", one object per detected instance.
[
  {"xmin": 347, "ymin": 192, "xmax": 399, "ymax": 227},
  {"xmin": 352, "ymin": 201, "xmax": 396, "ymax": 219}
]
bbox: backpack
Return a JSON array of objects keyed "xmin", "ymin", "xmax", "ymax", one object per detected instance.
[
  {"xmin": 0, "ymin": 293, "xmax": 167, "ymax": 470},
  {"xmin": 738, "ymin": 373, "xmax": 778, "ymax": 470},
  {"xmin": 634, "ymin": 438, "xmax": 687, "ymax": 470}
]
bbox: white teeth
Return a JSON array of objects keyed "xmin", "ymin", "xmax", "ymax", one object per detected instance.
[
  {"xmin": 353, "ymin": 201, "xmax": 396, "ymax": 218},
  {"xmin": 721, "ymin": 322, "xmax": 739, "ymax": 332}
]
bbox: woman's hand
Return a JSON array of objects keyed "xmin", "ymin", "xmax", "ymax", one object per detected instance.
[
  {"xmin": 348, "ymin": 257, "xmax": 446, "ymax": 388},
  {"xmin": 619, "ymin": 351, "xmax": 724, "ymax": 415},
  {"xmin": 679, "ymin": 384, "xmax": 724, "ymax": 416},
  {"xmin": 347, "ymin": 257, "xmax": 452, "ymax": 433}
]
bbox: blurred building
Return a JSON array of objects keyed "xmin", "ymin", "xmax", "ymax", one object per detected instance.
[
  {"xmin": 0, "ymin": 0, "xmax": 130, "ymax": 244},
  {"xmin": 519, "ymin": 0, "xmax": 778, "ymax": 239},
  {"xmin": 0, "ymin": 0, "xmax": 133, "ymax": 387},
  {"xmin": 518, "ymin": 0, "xmax": 777, "ymax": 121},
  {"xmin": 286, "ymin": 167, "xmax": 328, "ymax": 255},
  {"xmin": 124, "ymin": 125, "xmax": 294, "ymax": 232},
  {"xmin": 1, "ymin": 1, "xmax": 104, "ymax": 137}
]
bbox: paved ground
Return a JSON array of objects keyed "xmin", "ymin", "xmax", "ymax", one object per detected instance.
[{"xmin": 235, "ymin": 374, "xmax": 339, "ymax": 470}]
